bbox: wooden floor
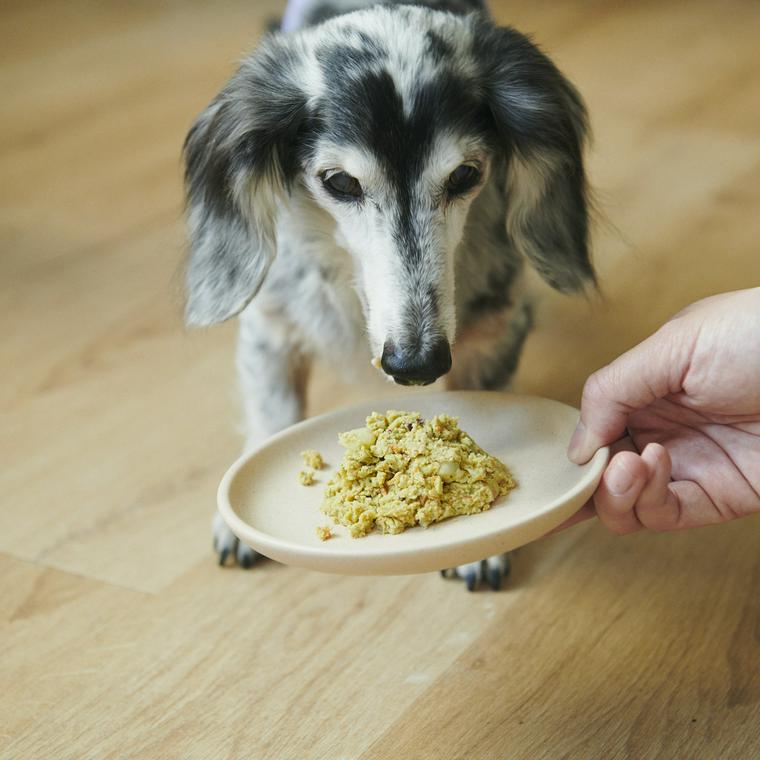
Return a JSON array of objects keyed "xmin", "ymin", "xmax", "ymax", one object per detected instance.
[{"xmin": 2, "ymin": 1, "xmax": 760, "ymax": 757}]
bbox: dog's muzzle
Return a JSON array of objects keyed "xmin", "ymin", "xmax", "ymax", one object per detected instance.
[{"xmin": 380, "ymin": 337, "xmax": 452, "ymax": 386}]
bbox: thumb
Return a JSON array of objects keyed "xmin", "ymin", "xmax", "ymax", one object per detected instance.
[{"xmin": 568, "ymin": 323, "xmax": 690, "ymax": 464}]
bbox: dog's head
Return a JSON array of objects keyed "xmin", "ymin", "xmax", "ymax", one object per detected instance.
[{"xmin": 183, "ymin": 7, "xmax": 593, "ymax": 385}]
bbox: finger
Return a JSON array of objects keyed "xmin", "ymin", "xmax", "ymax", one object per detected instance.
[
  {"xmin": 567, "ymin": 324, "xmax": 693, "ymax": 464},
  {"xmin": 593, "ymin": 450, "xmax": 649, "ymax": 534},
  {"xmin": 632, "ymin": 443, "xmax": 680, "ymax": 530},
  {"xmin": 549, "ymin": 437, "xmax": 639, "ymax": 535}
]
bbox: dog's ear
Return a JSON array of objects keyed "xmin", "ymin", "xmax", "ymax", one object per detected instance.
[
  {"xmin": 476, "ymin": 24, "xmax": 595, "ymax": 292},
  {"xmin": 182, "ymin": 36, "xmax": 308, "ymax": 326}
]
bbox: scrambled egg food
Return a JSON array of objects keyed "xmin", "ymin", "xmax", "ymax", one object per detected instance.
[
  {"xmin": 301, "ymin": 449, "xmax": 324, "ymax": 470},
  {"xmin": 315, "ymin": 525, "xmax": 333, "ymax": 541},
  {"xmin": 321, "ymin": 410, "xmax": 516, "ymax": 537},
  {"xmin": 299, "ymin": 450, "xmax": 324, "ymax": 486}
]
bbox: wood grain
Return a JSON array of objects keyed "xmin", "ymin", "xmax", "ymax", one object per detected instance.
[{"xmin": 1, "ymin": 0, "xmax": 759, "ymax": 757}]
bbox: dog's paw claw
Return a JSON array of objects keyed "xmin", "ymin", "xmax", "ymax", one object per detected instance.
[
  {"xmin": 213, "ymin": 512, "xmax": 260, "ymax": 569},
  {"xmin": 485, "ymin": 554, "xmax": 510, "ymax": 590},
  {"xmin": 237, "ymin": 543, "xmax": 257, "ymax": 569},
  {"xmin": 487, "ymin": 564, "xmax": 501, "ymax": 591},
  {"xmin": 440, "ymin": 554, "xmax": 511, "ymax": 591},
  {"xmin": 501, "ymin": 553, "xmax": 511, "ymax": 578}
]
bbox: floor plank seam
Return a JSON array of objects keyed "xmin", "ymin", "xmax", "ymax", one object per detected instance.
[{"xmin": 0, "ymin": 551, "xmax": 157, "ymax": 597}]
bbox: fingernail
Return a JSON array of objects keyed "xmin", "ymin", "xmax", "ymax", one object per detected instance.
[
  {"xmin": 606, "ymin": 461, "xmax": 635, "ymax": 496},
  {"xmin": 568, "ymin": 422, "xmax": 589, "ymax": 464}
]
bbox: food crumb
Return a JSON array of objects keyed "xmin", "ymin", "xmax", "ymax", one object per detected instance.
[
  {"xmin": 301, "ymin": 449, "xmax": 324, "ymax": 470},
  {"xmin": 299, "ymin": 469, "xmax": 315, "ymax": 486},
  {"xmin": 316, "ymin": 525, "xmax": 333, "ymax": 541}
]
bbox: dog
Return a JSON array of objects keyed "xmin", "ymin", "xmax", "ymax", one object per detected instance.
[{"xmin": 183, "ymin": 0, "xmax": 594, "ymax": 590}]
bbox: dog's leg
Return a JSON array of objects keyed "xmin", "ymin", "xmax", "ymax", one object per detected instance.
[
  {"xmin": 440, "ymin": 554, "xmax": 511, "ymax": 592},
  {"xmin": 446, "ymin": 299, "xmax": 534, "ymax": 393},
  {"xmin": 214, "ymin": 303, "xmax": 310, "ymax": 568},
  {"xmin": 442, "ymin": 298, "xmax": 534, "ymax": 590}
]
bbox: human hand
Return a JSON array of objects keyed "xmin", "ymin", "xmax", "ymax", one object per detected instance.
[{"xmin": 562, "ymin": 287, "xmax": 760, "ymax": 534}]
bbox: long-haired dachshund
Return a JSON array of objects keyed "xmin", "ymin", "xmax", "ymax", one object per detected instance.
[{"xmin": 183, "ymin": 0, "xmax": 594, "ymax": 590}]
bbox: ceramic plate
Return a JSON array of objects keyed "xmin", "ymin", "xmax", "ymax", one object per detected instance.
[{"xmin": 218, "ymin": 391, "xmax": 608, "ymax": 575}]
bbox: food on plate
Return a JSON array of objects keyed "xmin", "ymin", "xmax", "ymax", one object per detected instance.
[
  {"xmin": 321, "ymin": 410, "xmax": 516, "ymax": 537},
  {"xmin": 315, "ymin": 525, "xmax": 333, "ymax": 541},
  {"xmin": 301, "ymin": 449, "xmax": 324, "ymax": 470}
]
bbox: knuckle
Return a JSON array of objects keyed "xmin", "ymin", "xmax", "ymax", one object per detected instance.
[{"xmin": 582, "ymin": 369, "xmax": 614, "ymax": 409}]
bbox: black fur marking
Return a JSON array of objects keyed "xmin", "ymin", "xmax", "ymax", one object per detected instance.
[
  {"xmin": 318, "ymin": 61, "xmax": 492, "ymax": 271},
  {"xmin": 356, "ymin": 30, "xmax": 384, "ymax": 52},
  {"xmin": 425, "ymin": 30, "xmax": 454, "ymax": 63},
  {"xmin": 473, "ymin": 21, "xmax": 595, "ymax": 292},
  {"xmin": 473, "ymin": 22, "xmax": 586, "ymax": 157},
  {"xmin": 182, "ymin": 36, "xmax": 311, "ymax": 325},
  {"xmin": 426, "ymin": 285, "xmax": 439, "ymax": 313},
  {"xmin": 316, "ymin": 39, "xmax": 387, "ymax": 73},
  {"xmin": 184, "ymin": 106, "xmax": 236, "ymax": 225},
  {"xmin": 184, "ymin": 39, "xmax": 308, "ymax": 224},
  {"xmin": 400, "ymin": 284, "xmax": 441, "ymax": 341}
]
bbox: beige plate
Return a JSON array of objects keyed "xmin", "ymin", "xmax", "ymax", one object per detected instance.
[{"xmin": 218, "ymin": 392, "xmax": 608, "ymax": 575}]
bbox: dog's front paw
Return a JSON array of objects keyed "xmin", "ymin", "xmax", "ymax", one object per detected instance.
[
  {"xmin": 213, "ymin": 512, "xmax": 259, "ymax": 568},
  {"xmin": 440, "ymin": 553, "xmax": 511, "ymax": 591}
]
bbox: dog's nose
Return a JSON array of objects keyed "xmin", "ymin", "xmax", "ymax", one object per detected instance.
[{"xmin": 381, "ymin": 337, "xmax": 452, "ymax": 386}]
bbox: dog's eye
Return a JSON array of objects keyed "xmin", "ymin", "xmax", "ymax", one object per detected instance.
[
  {"xmin": 447, "ymin": 164, "xmax": 481, "ymax": 195},
  {"xmin": 321, "ymin": 171, "xmax": 363, "ymax": 200}
]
